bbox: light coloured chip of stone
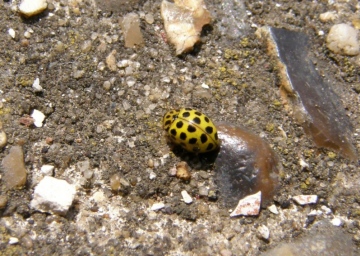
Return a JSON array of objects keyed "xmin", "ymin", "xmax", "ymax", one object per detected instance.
[
  {"xmin": 331, "ymin": 217, "xmax": 342, "ymax": 226},
  {"xmin": 19, "ymin": 0, "xmax": 48, "ymax": 18},
  {"xmin": 106, "ymin": 50, "xmax": 117, "ymax": 71},
  {"xmin": 1, "ymin": 146, "xmax": 27, "ymax": 190},
  {"xmin": 326, "ymin": 23, "xmax": 359, "ymax": 56},
  {"xmin": 181, "ymin": 190, "xmax": 193, "ymax": 204},
  {"xmin": 9, "ymin": 237, "xmax": 19, "ymax": 245},
  {"xmin": 0, "ymin": 130, "xmax": 7, "ymax": 148},
  {"xmin": 151, "ymin": 202, "xmax": 165, "ymax": 211},
  {"xmin": 31, "ymin": 109, "xmax": 45, "ymax": 127},
  {"xmin": 8, "ymin": 28, "xmax": 16, "ymax": 39},
  {"xmin": 40, "ymin": 165, "xmax": 54, "ymax": 176},
  {"xmin": 30, "ymin": 176, "xmax": 76, "ymax": 215},
  {"xmin": 121, "ymin": 13, "xmax": 144, "ymax": 48},
  {"xmin": 161, "ymin": 0, "xmax": 211, "ymax": 55},
  {"xmin": 257, "ymin": 225, "xmax": 270, "ymax": 240},
  {"xmin": 319, "ymin": 11, "xmax": 337, "ymax": 23},
  {"xmin": 230, "ymin": 191, "xmax": 261, "ymax": 217},
  {"xmin": 32, "ymin": 78, "xmax": 43, "ymax": 92},
  {"xmin": 268, "ymin": 204, "xmax": 279, "ymax": 214},
  {"xmin": 292, "ymin": 195, "xmax": 318, "ymax": 205}
]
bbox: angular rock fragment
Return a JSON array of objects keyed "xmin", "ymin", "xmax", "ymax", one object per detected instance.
[
  {"xmin": 161, "ymin": 0, "xmax": 211, "ymax": 55},
  {"xmin": 19, "ymin": 0, "xmax": 48, "ymax": 18},
  {"xmin": 121, "ymin": 13, "xmax": 144, "ymax": 48},
  {"xmin": 230, "ymin": 191, "xmax": 261, "ymax": 217},
  {"xmin": 30, "ymin": 176, "xmax": 76, "ymax": 215},
  {"xmin": 292, "ymin": 195, "xmax": 318, "ymax": 205},
  {"xmin": 215, "ymin": 124, "xmax": 281, "ymax": 208},
  {"xmin": 264, "ymin": 27, "xmax": 357, "ymax": 160},
  {"xmin": 1, "ymin": 146, "xmax": 27, "ymax": 190}
]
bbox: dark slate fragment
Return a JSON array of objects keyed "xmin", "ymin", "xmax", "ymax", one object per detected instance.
[
  {"xmin": 267, "ymin": 27, "xmax": 357, "ymax": 160},
  {"xmin": 214, "ymin": 124, "xmax": 281, "ymax": 208}
]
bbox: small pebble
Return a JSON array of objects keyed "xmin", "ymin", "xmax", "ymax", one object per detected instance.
[
  {"xmin": 21, "ymin": 235, "xmax": 33, "ymax": 248},
  {"xmin": 0, "ymin": 130, "xmax": 7, "ymax": 148},
  {"xmin": 198, "ymin": 186, "xmax": 209, "ymax": 197},
  {"xmin": 121, "ymin": 13, "xmax": 144, "ymax": 48},
  {"xmin": 257, "ymin": 225, "xmax": 270, "ymax": 240},
  {"xmin": 331, "ymin": 217, "xmax": 342, "ymax": 226},
  {"xmin": 40, "ymin": 164, "xmax": 54, "ymax": 176},
  {"xmin": 176, "ymin": 161, "xmax": 191, "ymax": 181},
  {"xmin": 106, "ymin": 50, "xmax": 117, "ymax": 71},
  {"xmin": 110, "ymin": 173, "xmax": 121, "ymax": 191},
  {"xmin": 151, "ymin": 202, "xmax": 165, "ymax": 211},
  {"xmin": 319, "ymin": 11, "xmax": 336, "ymax": 23},
  {"xmin": 149, "ymin": 171, "xmax": 156, "ymax": 180},
  {"xmin": 292, "ymin": 195, "xmax": 318, "ymax": 205},
  {"xmin": 268, "ymin": 204, "xmax": 279, "ymax": 214},
  {"xmin": 8, "ymin": 28, "xmax": 16, "ymax": 39},
  {"xmin": 145, "ymin": 13, "xmax": 154, "ymax": 24},
  {"xmin": 30, "ymin": 176, "xmax": 76, "ymax": 215},
  {"xmin": 2, "ymin": 146, "xmax": 27, "ymax": 190},
  {"xmin": 32, "ymin": 78, "xmax": 43, "ymax": 92},
  {"xmin": 181, "ymin": 190, "xmax": 193, "ymax": 204},
  {"xmin": 230, "ymin": 191, "xmax": 261, "ymax": 217},
  {"xmin": 19, "ymin": 0, "xmax": 48, "ymax": 18},
  {"xmin": 326, "ymin": 23, "xmax": 359, "ymax": 56},
  {"xmin": 31, "ymin": 109, "xmax": 45, "ymax": 127},
  {"xmin": 9, "ymin": 237, "xmax": 19, "ymax": 245}
]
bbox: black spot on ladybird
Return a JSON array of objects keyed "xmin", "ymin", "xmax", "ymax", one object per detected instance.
[
  {"xmin": 176, "ymin": 121, "xmax": 184, "ymax": 128},
  {"xmin": 195, "ymin": 111, "xmax": 202, "ymax": 116},
  {"xmin": 180, "ymin": 132, "xmax": 187, "ymax": 140},
  {"xmin": 182, "ymin": 112, "xmax": 190, "ymax": 118},
  {"xmin": 188, "ymin": 125, "xmax": 196, "ymax": 133},
  {"xmin": 200, "ymin": 134, "xmax": 208, "ymax": 143},
  {"xmin": 189, "ymin": 138, "xmax": 197, "ymax": 144},
  {"xmin": 205, "ymin": 126, "xmax": 213, "ymax": 134},
  {"xmin": 171, "ymin": 129, "xmax": 177, "ymax": 136},
  {"xmin": 206, "ymin": 143, "xmax": 214, "ymax": 150},
  {"xmin": 193, "ymin": 117, "xmax": 201, "ymax": 124},
  {"xmin": 204, "ymin": 116, "xmax": 209, "ymax": 123}
]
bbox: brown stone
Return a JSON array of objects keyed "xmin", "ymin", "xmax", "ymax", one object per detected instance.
[{"xmin": 1, "ymin": 146, "xmax": 27, "ymax": 190}]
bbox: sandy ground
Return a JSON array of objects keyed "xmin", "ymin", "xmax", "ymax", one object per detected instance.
[{"xmin": 0, "ymin": 0, "xmax": 359, "ymax": 255}]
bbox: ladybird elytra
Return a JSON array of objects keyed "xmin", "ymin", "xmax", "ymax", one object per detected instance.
[{"xmin": 162, "ymin": 108, "xmax": 220, "ymax": 153}]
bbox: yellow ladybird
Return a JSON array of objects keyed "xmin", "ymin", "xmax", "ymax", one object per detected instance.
[{"xmin": 162, "ymin": 108, "xmax": 220, "ymax": 153}]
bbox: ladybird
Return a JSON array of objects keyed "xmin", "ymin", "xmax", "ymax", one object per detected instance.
[{"xmin": 162, "ymin": 108, "xmax": 220, "ymax": 153}]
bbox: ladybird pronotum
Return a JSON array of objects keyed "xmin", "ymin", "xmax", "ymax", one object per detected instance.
[{"xmin": 162, "ymin": 108, "xmax": 220, "ymax": 153}]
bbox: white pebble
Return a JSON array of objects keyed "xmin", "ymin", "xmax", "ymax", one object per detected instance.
[
  {"xmin": 230, "ymin": 191, "xmax": 261, "ymax": 217},
  {"xmin": 19, "ymin": 0, "xmax": 48, "ymax": 18},
  {"xmin": 268, "ymin": 204, "xmax": 279, "ymax": 214},
  {"xmin": 292, "ymin": 195, "xmax": 318, "ymax": 205},
  {"xmin": 149, "ymin": 171, "xmax": 156, "ymax": 180},
  {"xmin": 319, "ymin": 11, "xmax": 337, "ymax": 23},
  {"xmin": 257, "ymin": 225, "xmax": 270, "ymax": 240},
  {"xmin": 331, "ymin": 217, "xmax": 342, "ymax": 226},
  {"xmin": 40, "ymin": 165, "xmax": 54, "ymax": 176},
  {"xmin": 31, "ymin": 109, "xmax": 45, "ymax": 127},
  {"xmin": 326, "ymin": 23, "xmax": 359, "ymax": 56},
  {"xmin": 9, "ymin": 237, "xmax": 19, "ymax": 245},
  {"xmin": 30, "ymin": 176, "xmax": 76, "ymax": 215},
  {"xmin": 8, "ymin": 28, "xmax": 16, "ymax": 39},
  {"xmin": 321, "ymin": 205, "xmax": 332, "ymax": 215},
  {"xmin": 151, "ymin": 202, "xmax": 165, "ymax": 211},
  {"xmin": 32, "ymin": 78, "xmax": 43, "ymax": 92},
  {"xmin": 181, "ymin": 190, "xmax": 193, "ymax": 204}
]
